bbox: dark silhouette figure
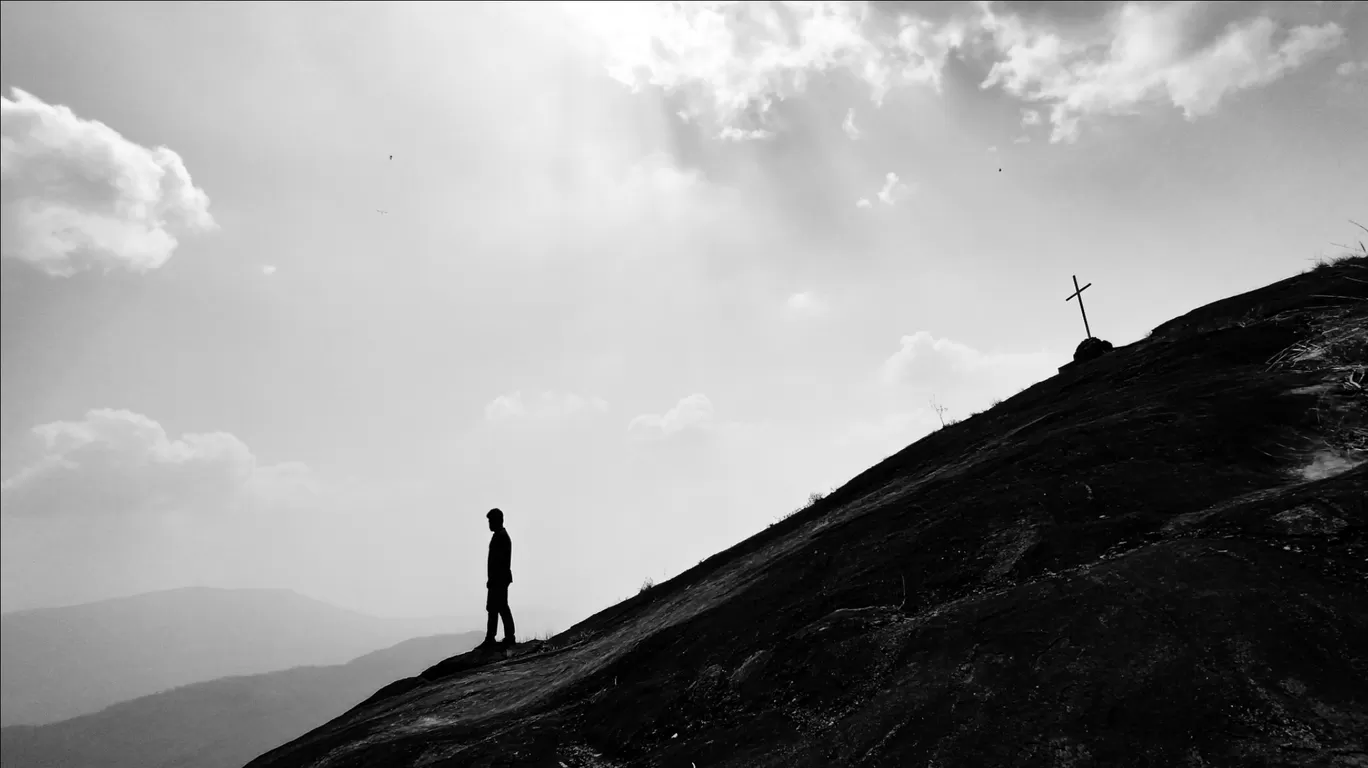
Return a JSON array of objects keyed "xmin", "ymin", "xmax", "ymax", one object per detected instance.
[{"xmin": 477, "ymin": 508, "xmax": 515, "ymax": 650}]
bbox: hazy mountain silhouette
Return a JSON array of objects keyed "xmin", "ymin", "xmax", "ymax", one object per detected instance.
[
  {"xmin": 1, "ymin": 587, "xmax": 463, "ymax": 726},
  {"xmin": 247, "ymin": 257, "xmax": 1366, "ymax": 767},
  {"xmin": 0, "ymin": 632, "xmax": 483, "ymax": 768}
]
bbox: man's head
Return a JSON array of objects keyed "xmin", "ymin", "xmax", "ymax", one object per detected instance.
[{"xmin": 486, "ymin": 508, "xmax": 504, "ymax": 532}]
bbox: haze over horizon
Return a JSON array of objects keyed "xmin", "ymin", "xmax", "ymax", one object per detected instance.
[
  {"xmin": 2, "ymin": 0, "xmax": 1364, "ymax": 622},
  {"xmin": 0, "ymin": 585, "xmax": 460, "ymax": 619}
]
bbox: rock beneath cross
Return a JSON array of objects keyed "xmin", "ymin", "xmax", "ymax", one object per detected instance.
[
  {"xmin": 1058, "ymin": 336, "xmax": 1114, "ymax": 374},
  {"xmin": 1074, "ymin": 336, "xmax": 1114, "ymax": 363}
]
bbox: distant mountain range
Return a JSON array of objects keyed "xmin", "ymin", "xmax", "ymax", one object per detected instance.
[
  {"xmin": 1, "ymin": 587, "xmax": 465, "ymax": 726},
  {"xmin": 0, "ymin": 631, "xmax": 483, "ymax": 768}
]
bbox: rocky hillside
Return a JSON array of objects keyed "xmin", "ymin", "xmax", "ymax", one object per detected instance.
[{"xmin": 247, "ymin": 258, "xmax": 1366, "ymax": 768}]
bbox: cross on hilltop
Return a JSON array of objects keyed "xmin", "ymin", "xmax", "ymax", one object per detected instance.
[{"xmin": 1066, "ymin": 275, "xmax": 1094, "ymax": 338}]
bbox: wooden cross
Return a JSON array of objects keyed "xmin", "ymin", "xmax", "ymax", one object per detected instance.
[{"xmin": 1066, "ymin": 275, "xmax": 1093, "ymax": 338}]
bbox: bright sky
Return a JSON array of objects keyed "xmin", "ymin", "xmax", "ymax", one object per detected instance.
[{"xmin": 2, "ymin": 1, "xmax": 1365, "ymax": 624}]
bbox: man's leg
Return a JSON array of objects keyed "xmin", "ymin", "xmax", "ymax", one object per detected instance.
[
  {"xmin": 475, "ymin": 589, "xmax": 499, "ymax": 650},
  {"xmin": 491, "ymin": 583, "xmax": 514, "ymax": 645},
  {"xmin": 499, "ymin": 604, "xmax": 516, "ymax": 645}
]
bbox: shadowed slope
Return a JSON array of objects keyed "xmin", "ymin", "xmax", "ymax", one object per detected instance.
[{"xmin": 248, "ymin": 258, "xmax": 1367, "ymax": 768}]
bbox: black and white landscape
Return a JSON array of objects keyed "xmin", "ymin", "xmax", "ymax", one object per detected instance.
[{"xmin": 2, "ymin": 2, "xmax": 1364, "ymax": 767}]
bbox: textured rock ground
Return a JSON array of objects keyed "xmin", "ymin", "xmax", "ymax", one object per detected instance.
[{"xmin": 247, "ymin": 258, "xmax": 1367, "ymax": 768}]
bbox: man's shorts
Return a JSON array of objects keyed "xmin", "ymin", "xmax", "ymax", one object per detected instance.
[{"xmin": 486, "ymin": 582, "xmax": 509, "ymax": 612}]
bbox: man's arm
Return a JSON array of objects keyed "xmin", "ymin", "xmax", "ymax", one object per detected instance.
[{"xmin": 499, "ymin": 531, "xmax": 513, "ymax": 584}]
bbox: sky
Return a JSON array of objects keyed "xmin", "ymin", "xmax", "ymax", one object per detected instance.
[{"xmin": 1, "ymin": 0, "xmax": 1365, "ymax": 625}]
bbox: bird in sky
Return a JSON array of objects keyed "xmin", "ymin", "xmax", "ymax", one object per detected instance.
[{"xmin": 376, "ymin": 209, "xmax": 388, "ymax": 215}]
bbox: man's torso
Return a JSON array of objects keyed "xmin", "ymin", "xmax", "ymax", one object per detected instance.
[{"xmin": 488, "ymin": 529, "xmax": 512, "ymax": 585}]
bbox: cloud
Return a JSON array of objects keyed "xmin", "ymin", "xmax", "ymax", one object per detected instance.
[
  {"xmin": 876, "ymin": 171, "xmax": 909, "ymax": 205},
  {"xmin": 0, "ymin": 409, "xmax": 316, "ymax": 519},
  {"xmin": 836, "ymin": 409, "xmax": 939, "ymax": 451},
  {"xmin": 261, "ymin": 265, "xmax": 278, "ymax": 276},
  {"xmin": 484, "ymin": 391, "xmax": 609, "ymax": 423},
  {"xmin": 718, "ymin": 125, "xmax": 775, "ymax": 141},
  {"xmin": 786, "ymin": 290, "xmax": 827, "ymax": 316},
  {"xmin": 1013, "ymin": 134, "xmax": 1031, "ymax": 144},
  {"xmin": 1021, "ymin": 107, "xmax": 1043, "ymax": 126},
  {"xmin": 837, "ymin": 332, "xmax": 1062, "ymax": 458},
  {"xmin": 880, "ymin": 330, "xmax": 1057, "ymax": 391},
  {"xmin": 987, "ymin": 145, "xmax": 999, "ymax": 153},
  {"xmin": 563, "ymin": 1, "xmax": 969, "ymax": 137},
  {"xmin": 1162, "ymin": 17, "xmax": 1344, "ymax": 118},
  {"xmin": 842, "ymin": 107, "xmax": 861, "ymax": 139},
  {"xmin": 565, "ymin": 2, "xmax": 1343, "ymax": 144},
  {"xmin": 628, "ymin": 393, "xmax": 714, "ymax": 438},
  {"xmin": 0, "ymin": 88, "xmax": 217, "ymax": 277},
  {"xmin": 978, "ymin": 3, "xmax": 1345, "ymax": 142},
  {"xmin": 855, "ymin": 171, "xmax": 909, "ymax": 210},
  {"xmin": 1337, "ymin": 59, "xmax": 1367, "ymax": 77}
]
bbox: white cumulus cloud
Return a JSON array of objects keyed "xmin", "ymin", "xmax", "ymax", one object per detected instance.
[
  {"xmin": 0, "ymin": 409, "xmax": 316, "ymax": 518},
  {"xmin": 718, "ymin": 126, "xmax": 775, "ymax": 142},
  {"xmin": 563, "ymin": 2, "xmax": 1343, "ymax": 144},
  {"xmin": 880, "ymin": 330, "xmax": 1058, "ymax": 392},
  {"xmin": 978, "ymin": 3, "xmax": 1345, "ymax": 143},
  {"xmin": 842, "ymin": 107, "xmax": 862, "ymax": 139},
  {"xmin": 1163, "ymin": 17, "xmax": 1344, "ymax": 118},
  {"xmin": 0, "ymin": 88, "xmax": 217, "ymax": 277},
  {"xmin": 563, "ymin": 1, "xmax": 969, "ymax": 138},
  {"xmin": 628, "ymin": 393, "xmax": 714, "ymax": 438},
  {"xmin": 840, "ymin": 332, "xmax": 1062, "ymax": 457},
  {"xmin": 786, "ymin": 290, "xmax": 827, "ymax": 316},
  {"xmin": 876, "ymin": 171, "xmax": 909, "ymax": 205},
  {"xmin": 853, "ymin": 172, "xmax": 906, "ymax": 209},
  {"xmin": 1337, "ymin": 59, "xmax": 1367, "ymax": 77},
  {"xmin": 836, "ymin": 409, "xmax": 940, "ymax": 451},
  {"xmin": 484, "ymin": 391, "xmax": 609, "ymax": 423}
]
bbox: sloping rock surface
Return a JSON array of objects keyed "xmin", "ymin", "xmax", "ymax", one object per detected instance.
[{"xmin": 248, "ymin": 260, "xmax": 1367, "ymax": 768}]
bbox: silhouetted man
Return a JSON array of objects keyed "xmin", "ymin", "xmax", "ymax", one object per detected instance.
[{"xmin": 477, "ymin": 508, "xmax": 515, "ymax": 650}]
